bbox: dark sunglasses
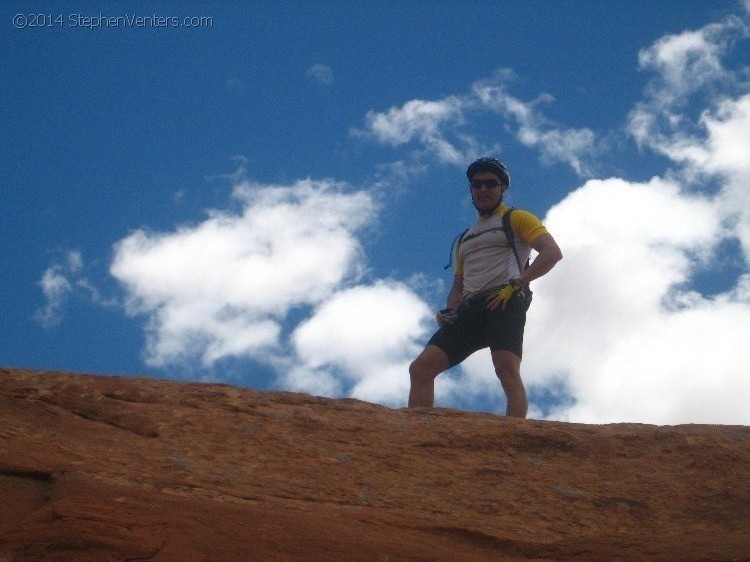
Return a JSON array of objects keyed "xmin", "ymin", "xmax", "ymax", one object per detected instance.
[{"xmin": 470, "ymin": 178, "xmax": 502, "ymax": 190}]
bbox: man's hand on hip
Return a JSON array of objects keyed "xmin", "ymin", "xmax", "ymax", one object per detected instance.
[{"xmin": 486, "ymin": 280, "xmax": 524, "ymax": 311}]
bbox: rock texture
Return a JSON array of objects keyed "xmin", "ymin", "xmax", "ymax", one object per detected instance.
[{"xmin": 1, "ymin": 367, "xmax": 749, "ymax": 561}]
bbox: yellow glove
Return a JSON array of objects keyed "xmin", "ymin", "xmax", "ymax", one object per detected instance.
[{"xmin": 487, "ymin": 280, "xmax": 524, "ymax": 310}]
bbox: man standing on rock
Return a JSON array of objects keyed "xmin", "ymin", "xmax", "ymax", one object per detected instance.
[{"xmin": 408, "ymin": 157, "xmax": 562, "ymax": 418}]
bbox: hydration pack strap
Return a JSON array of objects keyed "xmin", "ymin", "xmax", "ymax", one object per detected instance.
[
  {"xmin": 501, "ymin": 208, "xmax": 528, "ymax": 274},
  {"xmin": 444, "ymin": 228, "xmax": 469, "ymax": 270}
]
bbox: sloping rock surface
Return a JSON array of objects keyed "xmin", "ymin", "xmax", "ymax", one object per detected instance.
[{"xmin": 1, "ymin": 367, "xmax": 749, "ymax": 561}]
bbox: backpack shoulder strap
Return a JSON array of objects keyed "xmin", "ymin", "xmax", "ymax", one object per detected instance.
[
  {"xmin": 501, "ymin": 207, "xmax": 515, "ymax": 242},
  {"xmin": 444, "ymin": 228, "xmax": 470, "ymax": 270},
  {"xmin": 502, "ymin": 207, "xmax": 529, "ymax": 272}
]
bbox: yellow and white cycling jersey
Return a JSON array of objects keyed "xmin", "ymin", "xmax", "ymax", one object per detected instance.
[{"xmin": 455, "ymin": 204, "xmax": 547, "ymax": 298}]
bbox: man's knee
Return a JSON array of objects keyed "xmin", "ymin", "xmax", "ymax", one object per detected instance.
[
  {"xmin": 492, "ymin": 351, "xmax": 522, "ymax": 386},
  {"xmin": 494, "ymin": 361, "xmax": 520, "ymax": 379},
  {"xmin": 409, "ymin": 357, "xmax": 435, "ymax": 384},
  {"xmin": 410, "ymin": 346, "xmax": 448, "ymax": 384}
]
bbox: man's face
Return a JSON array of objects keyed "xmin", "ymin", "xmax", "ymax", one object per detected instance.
[{"xmin": 470, "ymin": 171, "xmax": 505, "ymax": 211}]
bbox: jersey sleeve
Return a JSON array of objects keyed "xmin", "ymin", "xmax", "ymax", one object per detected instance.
[{"xmin": 509, "ymin": 209, "xmax": 548, "ymax": 244}]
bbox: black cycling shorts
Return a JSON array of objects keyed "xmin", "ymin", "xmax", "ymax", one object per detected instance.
[{"xmin": 427, "ymin": 293, "xmax": 527, "ymax": 367}]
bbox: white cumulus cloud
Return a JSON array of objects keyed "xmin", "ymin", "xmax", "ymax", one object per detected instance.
[
  {"xmin": 471, "ymin": 73, "xmax": 598, "ymax": 175},
  {"xmin": 35, "ymin": 251, "xmax": 83, "ymax": 327},
  {"xmin": 628, "ymin": 14, "xmax": 749, "ymax": 155},
  {"xmin": 286, "ymin": 280, "xmax": 432, "ymax": 405},
  {"xmin": 358, "ymin": 97, "xmax": 471, "ymax": 165},
  {"xmin": 520, "ymin": 177, "xmax": 750, "ymax": 424},
  {"xmin": 109, "ymin": 178, "xmax": 377, "ymax": 369},
  {"xmin": 355, "ymin": 69, "xmax": 599, "ymax": 175}
]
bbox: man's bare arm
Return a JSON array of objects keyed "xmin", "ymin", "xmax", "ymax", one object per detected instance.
[
  {"xmin": 517, "ymin": 233, "xmax": 563, "ymax": 285},
  {"xmin": 447, "ymin": 274, "xmax": 464, "ymax": 310}
]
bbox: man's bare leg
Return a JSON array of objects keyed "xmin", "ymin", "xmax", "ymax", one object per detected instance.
[
  {"xmin": 408, "ymin": 345, "xmax": 450, "ymax": 407},
  {"xmin": 491, "ymin": 349, "xmax": 527, "ymax": 418}
]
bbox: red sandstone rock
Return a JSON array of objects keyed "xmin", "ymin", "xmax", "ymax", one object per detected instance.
[{"xmin": 1, "ymin": 367, "xmax": 749, "ymax": 561}]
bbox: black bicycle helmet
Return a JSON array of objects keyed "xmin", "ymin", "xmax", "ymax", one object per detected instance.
[{"xmin": 466, "ymin": 157, "xmax": 510, "ymax": 187}]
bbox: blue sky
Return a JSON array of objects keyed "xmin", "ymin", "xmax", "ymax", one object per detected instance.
[{"xmin": 4, "ymin": 1, "xmax": 750, "ymax": 424}]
